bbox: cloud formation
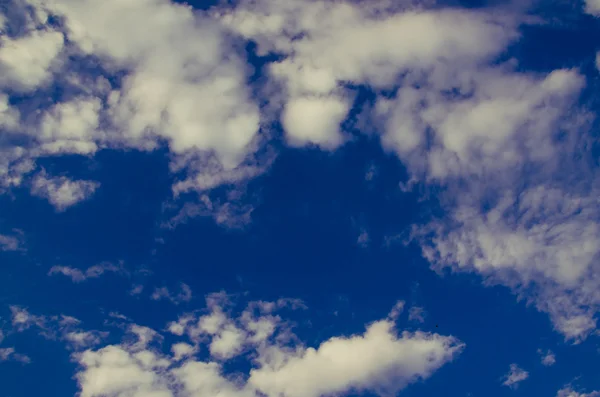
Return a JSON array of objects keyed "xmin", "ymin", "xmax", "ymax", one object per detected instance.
[
  {"xmin": 502, "ymin": 363, "xmax": 529, "ymax": 389},
  {"xmin": 4, "ymin": 295, "xmax": 463, "ymax": 397},
  {"xmin": 48, "ymin": 262, "xmax": 125, "ymax": 283},
  {"xmin": 558, "ymin": 387, "xmax": 600, "ymax": 397},
  {"xmin": 73, "ymin": 296, "xmax": 463, "ymax": 397},
  {"xmin": 0, "ymin": 0, "xmax": 598, "ymax": 346},
  {"xmin": 31, "ymin": 171, "xmax": 99, "ymax": 211}
]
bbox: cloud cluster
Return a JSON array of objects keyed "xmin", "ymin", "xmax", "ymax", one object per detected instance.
[
  {"xmin": 0, "ymin": 0, "xmax": 264, "ymax": 201},
  {"xmin": 9, "ymin": 306, "xmax": 106, "ymax": 349},
  {"xmin": 3, "ymin": 294, "xmax": 463, "ymax": 397},
  {"xmin": 73, "ymin": 295, "xmax": 463, "ymax": 397},
  {"xmin": 1, "ymin": 0, "xmax": 599, "ymax": 344}
]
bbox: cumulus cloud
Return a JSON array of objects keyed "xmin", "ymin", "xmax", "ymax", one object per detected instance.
[
  {"xmin": 218, "ymin": 0, "xmax": 517, "ymax": 151},
  {"xmin": 0, "ymin": 28, "xmax": 64, "ymax": 92},
  {"xmin": 0, "ymin": 0, "xmax": 269, "ymax": 225},
  {"xmin": 48, "ymin": 262, "xmax": 124, "ymax": 283},
  {"xmin": 72, "ymin": 296, "xmax": 463, "ymax": 397},
  {"xmin": 502, "ymin": 364, "xmax": 529, "ymax": 388},
  {"xmin": 0, "ymin": 0, "xmax": 597, "ymax": 345},
  {"xmin": 31, "ymin": 171, "xmax": 99, "ymax": 211}
]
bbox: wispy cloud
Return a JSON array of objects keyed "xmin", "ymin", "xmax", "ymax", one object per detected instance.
[
  {"xmin": 48, "ymin": 262, "xmax": 125, "ymax": 283},
  {"xmin": 151, "ymin": 283, "xmax": 193, "ymax": 305}
]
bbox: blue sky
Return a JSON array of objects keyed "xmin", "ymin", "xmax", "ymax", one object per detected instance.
[{"xmin": 1, "ymin": 0, "xmax": 600, "ymax": 396}]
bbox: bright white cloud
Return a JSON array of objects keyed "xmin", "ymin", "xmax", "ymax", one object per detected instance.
[
  {"xmin": 249, "ymin": 321, "xmax": 462, "ymax": 397},
  {"xmin": 502, "ymin": 363, "xmax": 529, "ymax": 388},
  {"xmin": 0, "ymin": 0, "xmax": 267, "ymax": 211},
  {"xmin": 171, "ymin": 342, "xmax": 197, "ymax": 362},
  {"xmin": 31, "ymin": 171, "xmax": 99, "ymax": 211},
  {"xmin": 42, "ymin": 0, "xmax": 262, "ymax": 180},
  {"xmin": 282, "ymin": 96, "xmax": 349, "ymax": 149},
  {"xmin": 0, "ymin": 0, "xmax": 597, "ymax": 346},
  {"xmin": 0, "ymin": 29, "xmax": 64, "ymax": 91},
  {"xmin": 71, "ymin": 297, "xmax": 463, "ymax": 397}
]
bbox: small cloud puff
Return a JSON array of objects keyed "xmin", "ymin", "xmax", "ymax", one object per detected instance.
[
  {"xmin": 502, "ymin": 364, "xmax": 529, "ymax": 389},
  {"xmin": 151, "ymin": 283, "xmax": 193, "ymax": 305},
  {"xmin": 30, "ymin": 171, "xmax": 99, "ymax": 212},
  {"xmin": 538, "ymin": 349, "xmax": 556, "ymax": 366}
]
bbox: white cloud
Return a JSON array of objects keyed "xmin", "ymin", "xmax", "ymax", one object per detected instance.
[
  {"xmin": 64, "ymin": 331, "xmax": 107, "ymax": 350},
  {"xmin": 171, "ymin": 342, "xmax": 197, "ymax": 362},
  {"xmin": 0, "ymin": 347, "xmax": 31, "ymax": 364},
  {"xmin": 0, "ymin": 0, "xmax": 268, "ymax": 217},
  {"xmin": 282, "ymin": 96, "xmax": 349, "ymax": 149},
  {"xmin": 0, "ymin": 93, "xmax": 19, "ymax": 131},
  {"xmin": 249, "ymin": 321, "xmax": 462, "ymax": 397},
  {"xmin": 219, "ymin": 0, "xmax": 517, "ymax": 152},
  {"xmin": 585, "ymin": 0, "xmax": 600, "ymax": 16},
  {"xmin": 502, "ymin": 363, "xmax": 529, "ymax": 389},
  {"xmin": 151, "ymin": 283, "xmax": 193, "ymax": 305},
  {"xmin": 0, "ymin": 0, "xmax": 597, "ymax": 345},
  {"xmin": 10, "ymin": 306, "xmax": 107, "ymax": 351},
  {"xmin": 0, "ymin": 229, "xmax": 23, "ymax": 251},
  {"xmin": 43, "ymin": 0, "xmax": 261, "ymax": 176},
  {"xmin": 538, "ymin": 349, "xmax": 556, "ymax": 366},
  {"xmin": 72, "ymin": 297, "xmax": 462, "ymax": 397},
  {"xmin": 48, "ymin": 262, "xmax": 123, "ymax": 283},
  {"xmin": 31, "ymin": 170, "xmax": 99, "ymax": 211},
  {"xmin": 0, "ymin": 29, "xmax": 64, "ymax": 91},
  {"xmin": 215, "ymin": 1, "xmax": 600, "ymax": 341},
  {"xmin": 388, "ymin": 301, "xmax": 406, "ymax": 321},
  {"xmin": 558, "ymin": 387, "xmax": 600, "ymax": 397},
  {"xmin": 37, "ymin": 97, "xmax": 103, "ymax": 155}
]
